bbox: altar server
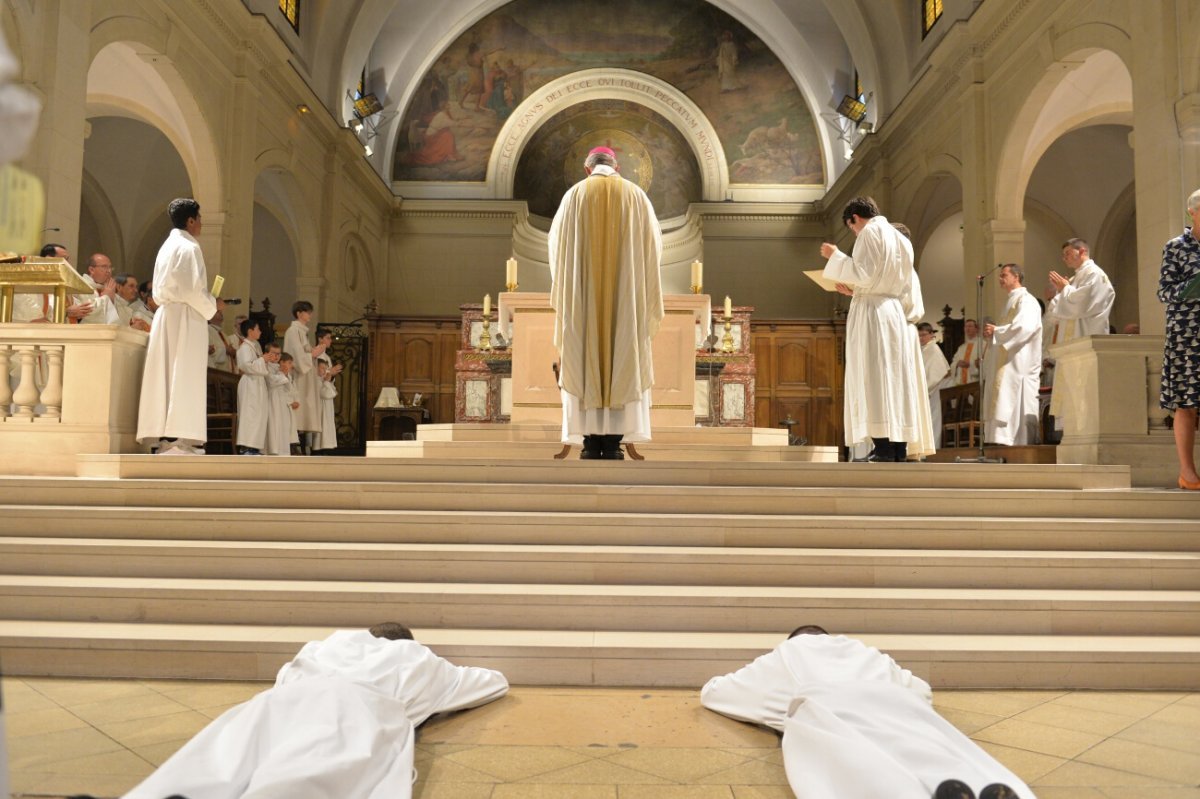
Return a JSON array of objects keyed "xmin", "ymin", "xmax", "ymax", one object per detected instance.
[
  {"xmin": 549, "ymin": 145, "xmax": 663, "ymax": 460},
  {"xmin": 701, "ymin": 627, "xmax": 1031, "ymax": 799},
  {"xmin": 234, "ymin": 319, "xmax": 270, "ymax": 455},
  {"xmin": 136, "ymin": 198, "xmax": 221, "ymax": 454},
  {"xmin": 265, "ymin": 352, "xmax": 300, "ymax": 456},
  {"xmin": 984, "ymin": 264, "xmax": 1043, "ymax": 446},
  {"xmin": 919, "ymin": 322, "xmax": 952, "ymax": 447},
  {"xmin": 123, "ymin": 624, "xmax": 507, "ymax": 799},
  {"xmin": 315, "ymin": 346, "xmax": 342, "ymax": 451},
  {"xmin": 283, "ymin": 300, "xmax": 328, "ymax": 454}
]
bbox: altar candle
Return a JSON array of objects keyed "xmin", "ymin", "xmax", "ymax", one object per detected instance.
[
  {"xmin": 691, "ymin": 259, "xmax": 702, "ymax": 287},
  {"xmin": 506, "ymin": 257, "xmax": 518, "ymax": 286},
  {"xmin": 724, "ymin": 295, "xmax": 732, "ymax": 318},
  {"xmin": 483, "ymin": 293, "xmax": 491, "ymax": 316}
]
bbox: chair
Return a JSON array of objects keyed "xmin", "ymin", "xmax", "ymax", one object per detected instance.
[
  {"xmin": 206, "ymin": 368, "xmax": 239, "ymax": 454},
  {"xmin": 939, "ymin": 382, "xmax": 981, "ymax": 448}
]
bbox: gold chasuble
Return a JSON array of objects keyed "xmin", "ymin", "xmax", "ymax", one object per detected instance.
[{"xmin": 549, "ymin": 165, "xmax": 663, "ymax": 413}]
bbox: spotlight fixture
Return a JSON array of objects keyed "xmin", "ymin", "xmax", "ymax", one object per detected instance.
[
  {"xmin": 296, "ymin": 103, "xmax": 311, "ymax": 114},
  {"xmin": 364, "ymin": 143, "xmax": 374, "ymax": 157},
  {"xmin": 353, "ymin": 93, "xmax": 384, "ymax": 119},
  {"xmin": 856, "ymin": 121, "xmax": 874, "ymax": 136},
  {"xmin": 835, "ymin": 94, "xmax": 867, "ymax": 124},
  {"xmin": 351, "ymin": 118, "xmax": 364, "ymax": 134},
  {"xmin": 843, "ymin": 146, "xmax": 854, "ymax": 162}
]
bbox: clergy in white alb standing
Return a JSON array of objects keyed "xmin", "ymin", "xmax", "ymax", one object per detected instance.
[
  {"xmin": 136, "ymin": 199, "xmax": 221, "ymax": 453},
  {"xmin": 1047, "ymin": 238, "xmax": 1114, "ymax": 424},
  {"xmin": 548, "ymin": 145, "xmax": 663, "ymax": 460},
  {"xmin": 701, "ymin": 627, "xmax": 1032, "ymax": 799},
  {"xmin": 983, "ymin": 264, "xmax": 1043, "ymax": 446},
  {"xmin": 821, "ymin": 197, "xmax": 932, "ymax": 462},
  {"xmin": 124, "ymin": 623, "xmax": 508, "ymax": 799},
  {"xmin": 918, "ymin": 322, "xmax": 952, "ymax": 448},
  {"xmin": 950, "ymin": 319, "xmax": 982, "ymax": 386}
]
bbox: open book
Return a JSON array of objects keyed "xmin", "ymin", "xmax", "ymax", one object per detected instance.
[{"xmin": 803, "ymin": 269, "xmax": 841, "ymax": 293}]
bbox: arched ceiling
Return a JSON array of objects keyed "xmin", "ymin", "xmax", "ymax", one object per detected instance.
[{"xmin": 291, "ymin": 0, "xmax": 927, "ymax": 189}]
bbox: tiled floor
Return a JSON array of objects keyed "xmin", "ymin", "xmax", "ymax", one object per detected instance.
[{"xmin": 3, "ymin": 678, "xmax": 1199, "ymax": 798}]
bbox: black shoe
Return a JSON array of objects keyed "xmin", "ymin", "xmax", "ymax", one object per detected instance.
[
  {"xmin": 863, "ymin": 450, "xmax": 894, "ymax": 462},
  {"xmin": 600, "ymin": 448, "xmax": 625, "ymax": 460},
  {"xmin": 979, "ymin": 785, "xmax": 1018, "ymax": 799},
  {"xmin": 891, "ymin": 441, "xmax": 908, "ymax": 462},
  {"xmin": 580, "ymin": 435, "xmax": 603, "ymax": 460},
  {"xmin": 600, "ymin": 434, "xmax": 624, "ymax": 460},
  {"xmin": 935, "ymin": 780, "xmax": 976, "ymax": 799}
]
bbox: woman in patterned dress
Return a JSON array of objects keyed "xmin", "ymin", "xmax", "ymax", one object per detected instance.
[{"xmin": 1158, "ymin": 189, "xmax": 1200, "ymax": 489}]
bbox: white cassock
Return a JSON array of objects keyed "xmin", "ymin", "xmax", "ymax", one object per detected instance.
[
  {"xmin": 122, "ymin": 676, "xmax": 417, "ymax": 799},
  {"xmin": 283, "ymin": 320, "xmax": 323, "ymax": 432},
  {"xmin": 235, "ymin": 340, "xmax": 269, "ymax": 450},
  {"xmin": 315, "ymin": 352, "xmax": 338, "ymax": 451},
  {"xmin": 1047, "ymin": 259, "xmax": 1114, "ymax": 342},
  {"xmin": 985, "ymin": 286, "xmax": 1043, "ymax": 446},
  {"xmin": 701, "ymin": 635, "xmax": 1033, "ymax": 799},
  {"xmin": 922, "ymin": 338, "xmax": 951, "ymax": 448},
  {"xmin": 75, "ymin": 272, "xmax": 120, "ymax": 324},
  {"xmin": 549, "ymin": 163, "xmax": 664, "ymax": 445},
  {"xmin": 208, "ymin": 323, "xmax": 234, "ymax": 371},
  {"xmin": 136, "ymin": 228, "xmax": 218, "ymax": 445},
  {"xmin": 824, "ymin": 216, "xmax": 932, "ymax": 452},
  {"xmin": 264, "ymin": 364, "xmax": 298, "ymax": 456},
  {"xmin": 114, "ymin": 294, "xmax": 150, "ymax": 327},
  {"xmin": 950, "ymin": 338, "xmax": 981, "ymax": 386}
]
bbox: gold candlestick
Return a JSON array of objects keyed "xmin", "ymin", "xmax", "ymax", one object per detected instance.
[
  {"xmin": 721, "ymin": 316, "xmax": 734, "ymax": 353},
  {"xmin": 479, "ymin": 312, "xmax": 493, "ymax": 352},
  {"xmin": 506, "ymin": 282, "xmax": 519, "ymax": 292},
  {"xmin": 691, "ymin": 284, "xmax": 702, "ymax": 294}
]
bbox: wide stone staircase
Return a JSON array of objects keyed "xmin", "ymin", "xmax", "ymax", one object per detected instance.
[{"xmin": 0, "ymin": 454, "xmax": 1197, "ymax": 689}]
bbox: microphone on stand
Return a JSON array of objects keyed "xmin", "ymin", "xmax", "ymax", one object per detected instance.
[{"xmin": 976, "ymin": 263, "xmax": 1005, "ymax": 282}]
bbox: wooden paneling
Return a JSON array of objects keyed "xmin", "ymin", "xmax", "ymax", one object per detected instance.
[
  {"xmin": 366, "ymin": 316, "xmax": 462, "ymax": 425},
  {"xmin": 750, "ymin": 320, "xmax": 845, "ymax": 447}
]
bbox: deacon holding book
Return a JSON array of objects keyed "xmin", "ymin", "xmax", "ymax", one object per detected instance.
[
  {"xmin": 136, "ymin": 198, "xmax": 223, "ymax": 455},
  {"xmin": 1159, "ymin": 189, "xmax": 1200, "ymax": 489},
  {"xmin": 549, "ymin": 145, "xmax": 663, "ymax": 460}
]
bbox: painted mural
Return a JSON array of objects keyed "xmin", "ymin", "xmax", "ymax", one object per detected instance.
[
  {"xmin": 512, "ymin": 100, "xmax": 702, "ymax": 220},
  {"xmin": 393, "ymin": 0, "xmax": 824, "ymax": 187}
]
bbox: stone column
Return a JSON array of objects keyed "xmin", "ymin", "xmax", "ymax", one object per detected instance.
[
  {"xmin": 980, "ymin": 219, "xmax": 1026, "ymax": 321},
  {"xmin": 19, "ymin": 0, "xmax": 92, "ymax": 256},
  {"xmin": 213, "ymin": 70, "xmax": 259, "ymax": 314}
]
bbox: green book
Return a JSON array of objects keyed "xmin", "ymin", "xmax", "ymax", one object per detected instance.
[{"xmin": 1181, "ymin": 273, "xmax": 1200, "ymax": 300}]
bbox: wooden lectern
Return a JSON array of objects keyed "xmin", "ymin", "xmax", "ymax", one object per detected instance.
[
  {"xmin": 497, "ymin": 292, "xmax": 711, "ymax": 426},
  {"xmin": 0, "ymin": 258, "xmax": 93, "ymax": 323}
]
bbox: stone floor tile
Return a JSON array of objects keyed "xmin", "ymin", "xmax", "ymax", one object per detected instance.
[
  {"xmin": 730, "ymin": 787, "xmax": 797, "ymax": 799},
  {"xmin": 97, "ymin": 708, "xmax": 214, "ymax": 749},
  {"xmin": 1099, "ymin": 789, "xmax": 1200, "ymax": 799},
  {"xmin": 9, "ymin": 770, "xmax": 141, "ymax": 798},
  {"xmin": 442, "ymin": 746, "xmax": 594, "ymax": 781},
  {"xmin": 68, "ymin": 690, "xmax": 192, "ymax": 726},
  {"xmin": 132, "ymin": 738, "xmax": 190, "ymax": 768},
  {"xmin": 518, "ymin": 758, "xmax": 673, "ymax": 785},
  {"xmin": 938, "ymin": 705, "xmax": 1008, "ymax": 736},
  {"xmin": 619, "ymin": 786, "xmax": 734, "ymax": 798},
  {"xmin": 972, "ymin": 717, "xmax": 1107, "ymax": 759},
  {"xmin": 1, "ymin": 678, "xmax": 58, "ymax": 713},
  {"xmin": 972, "ymin": 741, "xmax": 1067, "ymax": 783},
  {"xmin": 1077, "ymin": 738, "xmax": 1200, "ymax": 785},
  {"xmin": 150, "ymin": 680, "xmax": 265, "ymax": 710},
  {"xmin": 36, "ymin": 747, "xmax": 155, "ymax": 777},
  {"xmin": 1035, "ymin": 761, "xmax": 1179, "ymax": 788},
  {"xmin": 418, "ymin": 756, "xmax": 501, "ymax": 784},
  {"xmin": 1145, "ymin": 701, "xmax": 1200, "ymax": 730},
  {"xmin": 22, "ymin": 677, "xmax": 157, "ymax": 707},
  {"xmin": 934, "ymin": 690, "xmax": 1061, "ymax": 718},
  {"xmin": 492, "ymin": 786, "xmax": 615, "ymax": 799},
  {"xmin": 1114, "ymin": 717, "xmax": 1200, "ymax": 755},
  {"xmin": 4, "ymin": 705, "xmax": 90, "ymax": 738},
  {"xmin": 605, "ymin": 746, "xmax": 751, "ymax": 782},
  {"xmin": 1031, "ymin": 788, "xmax": 1108, "ymax": 799},
  {"xmin": 1014, "ymin": 701, "xmax": 1139, "ymax": 737},
  {"xmin": 692, "ymin": 757, "xmax": 790, "ymax": 786},
  {"xmin": 7, "ymin": 725, "xmax": 125, "ymax": 771},
  {"xmin": 412, "ymin": 782, "xmax": 496, "ymax": 799},
  {"xmin": 1050, "ymin": 693, "xmax": 1186, "ymax": 719}
]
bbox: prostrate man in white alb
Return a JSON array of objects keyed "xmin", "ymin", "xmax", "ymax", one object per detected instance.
[
  {"xmin": 701, "ymin": 626, "xmax": 1029, "ymax": 799},
  {"xmin": 950, "ymin": 319, "xmax": 982, "ymax": 386},
  {"xmin": 549, "ymin": 145, "xmax": 663, "ymax": 461},
  {"xmin": 918, "ymin": 322, "xmax": 952, "ymax": 448},
  {"xmin": 136, "ymin": 198, "xmax": 222, "ymax": 455},
  {"xmin": 821, "ymin": 197, "xmax": 932, "ymax": 462},
  {"xmin": 983, "ymin": 264, "xmax": 1043, "ymax": 446},
  {"xmin": 124, "ymin": 623, "xmax": 508, "ymax": 799}
]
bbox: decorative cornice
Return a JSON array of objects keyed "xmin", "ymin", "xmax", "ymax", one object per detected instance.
[{"xmin": 398, "ymin": 210, "xmax": 520, "ymax": 221}]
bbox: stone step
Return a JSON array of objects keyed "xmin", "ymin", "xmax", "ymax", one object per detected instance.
[
  {"xmin": 2, "ymin": 506, "xmax": 1197, "ymax": 551},
  {"xmin": 2, "ymin": 575, "xmax": 1196, "ymax": 635},
  {"xmin": 1, "ymin": 620, "xmax": 1197, "ymax": 689},
  {"xmin": 1, "ymin": 538, "xmax": 1197, "ymax": 589},
  {"xmin": 1, "ymin": 479, "xmax": 1189, "ymax": 520},
  {"xmin": 73, "ymin": 455, "xmax": 1131, "ymax": 491}
]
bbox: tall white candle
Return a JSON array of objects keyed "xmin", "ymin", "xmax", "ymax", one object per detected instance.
[
  {"xmin": 483, "ymin": 293, "xmax": 491, "ymax": 316},
  {"xmin": 506, "ymin": 257, "xmax": 518, "ymax": 286},
  {"xmin": 724, "ymin": 295, "xmax": 732, "ymax": 318},
  {"xmin": 691, "ymin": 259, "xmax": 702, "ymax": 287}
]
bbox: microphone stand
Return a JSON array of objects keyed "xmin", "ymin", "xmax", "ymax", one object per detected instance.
[{"xmin": 956, "ymin": 263, "xmax": 1006, "ymax": 464}]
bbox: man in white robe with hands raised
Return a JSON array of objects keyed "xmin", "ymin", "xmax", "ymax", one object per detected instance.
[{"xmin": 984, "ymin": 264, "xmax": 1043, "ymax": 446}]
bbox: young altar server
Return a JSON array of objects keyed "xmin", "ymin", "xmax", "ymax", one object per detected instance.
[
  {"xmin": 123, "ymin": 623, "xmax": 508, "ymax": 799},
  {"xmin": 265, "ymin": 351, "xmax": 300, "ymax": 456},
  {"xmin": 234, "ymin": 319, "xmax": 271, "ymax": 455},
  {"xmin": 314, "ymin": 338, "xmax": 342, "ymax": 451},
  {"xmin": 701, "ymin": 626, "xmax": 1030, "ymax": 799}
]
